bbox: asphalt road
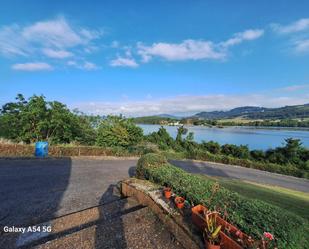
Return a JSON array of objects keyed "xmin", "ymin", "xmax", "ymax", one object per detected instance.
[
  {"xmin": 1, "ymin": 157, "xmax": 308, "ymax": 230},
  {"xmin": 170, "ymin": 159, "xmax": 309, "ymax": 193},
  {"xmin": 0, "ymin": 157, "xmax": 138, "ymax": 228}
]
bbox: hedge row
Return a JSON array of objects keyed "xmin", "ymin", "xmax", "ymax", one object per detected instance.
[
  {"xmin": 0, "ymin": 143, "xmax": 147, "ymax": 157},
  {"xmin": 136, "ymin": 153, "xmax": 309, "ymax": 249},
  {"xmin": 184, "ymin": 150, "xmax": 308, "ymax": 179}
]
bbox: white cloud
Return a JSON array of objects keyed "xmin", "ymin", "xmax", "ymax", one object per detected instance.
[
  {"xmin": 21, "ymin": 16, "xmax": 102, "ymax": 49},
  {"xmin": 271, "ymin": 18, "xmax": 309, "ymax": 34},
  {"xmin": 137, "ymin": 40, "xmax": 225, "ymax": 62},
  {"xmin": 0, "ymin": 16, "xmax": 102, "ymax": 70},
  {"xmin": 294, "ymin": 39, "xmax": 309, "ymax": 53},
  {"xmin": 110, "ymin": 56, "xmax": 139, "ymax": 68},
  {"xmin": 280, "ymin": 84, "xmax": 309, "ymax": 91},
  {"xmin": 42, "ymin": 48, "xmax": 73, "ymax": 58},
  {"xmin": 67, "ymin": 60, "xmax": 77, "ymax": 66},
  {"xmin": 137, "ymin": 29, "xmax": 264, "ymax": 62},
  {"xmin": 22, "ymin": 17, "xmax": 83, "ymax": 48},
  {"xmin": 83, "ymin": 61, "xmax": 99, "ymax": 70},
  {"xmin": 111, "ymin": 41, "xmax": 120, "ymax": 48},
  {"xmin": 12, "ymin": 62, "xmax": 53, "ymax": 71},
  {"xmin": 73, "ymin": 93, "xmax": 309, "ymax": 117},
  {"xmin": 67, "ymin": 60, "xmax": 100, "ymax": 70},
  {"xmin": 221, "ymin": 29, "xmax": 264, "ymax": 47},
  {"xmin": 0, "ymin": 25, "xmax": 30, "ymax": 56}
]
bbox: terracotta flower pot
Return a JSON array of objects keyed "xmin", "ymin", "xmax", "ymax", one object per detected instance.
[
  {"xmin": 174, "ymin": 196, "xmax": 185, "ymax": 209},
  {"xmin": 191, "ymin": 204, "xmax": 208, "ymax": 230},
  {"xmin": 216, "ymin": 216, "xmax": 251, "ymax": 247},
  {"xmin": 163, "ymin": 187, "xmax": 172, "ymax": 199},
  {"xmin": 219, "ymin": 231, "xmax": 242, "ymax": 249},
  {"xmin": 205, "ymin": 240, "xmax": 220, "ymax": 249}
]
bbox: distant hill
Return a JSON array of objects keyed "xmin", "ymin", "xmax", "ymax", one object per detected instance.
[
  {"xmin": 133, "ymin": 103, "xmax": 309, "ymax": 126},
  {"xmin": 156, "ymin": 114, "xmax": 181, "ymax": 119},
  {"xmin": 193, "ymin": 104, "xmax": 309, "ymax": 120},
  {"xmin": 133, "ymin": 115, "xmax": 179, "ymax": 124}
]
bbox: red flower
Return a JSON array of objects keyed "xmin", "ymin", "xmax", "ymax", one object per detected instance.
[
  {"xmin": 235, "ymin": 230, "xmax": 242, "ymax": 237},
  {"xmin": 263, "ymin": 232, "xmax": 274, "ymax": 241}
]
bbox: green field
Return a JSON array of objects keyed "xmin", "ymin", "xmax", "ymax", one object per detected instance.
[{"xmin": 201, "ymin": 175, "xmax": 309, "ymax": 220}]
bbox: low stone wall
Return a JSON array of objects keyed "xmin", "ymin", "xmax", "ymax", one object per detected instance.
[{"xmin": 121, "ymin": 178, "xmax": 203, "ymax": 249}]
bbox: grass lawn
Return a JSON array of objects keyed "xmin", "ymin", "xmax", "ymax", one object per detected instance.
[{"xmin": 201, "ymin": 175, "xmax": 309, "ymax": 220}]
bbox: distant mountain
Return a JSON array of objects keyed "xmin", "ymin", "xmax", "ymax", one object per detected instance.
[
  {"xmin": 193, "ymin": 104, "xmax": 309, "ymax": 120},
  {"xmin": 156, "ymin": 114, "xmax": 182, "ymax": 119}
]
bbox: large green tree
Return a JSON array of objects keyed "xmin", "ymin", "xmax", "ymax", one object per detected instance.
[
  {"xmin": 96, "ymin": 115, "xmax": 143, "ymax": 148},
  {"xmin": 0, "ymin": 94, "xmax": 96, "ymax": 144}
]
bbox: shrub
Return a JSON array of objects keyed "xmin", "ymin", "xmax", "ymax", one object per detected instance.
[
  {"xmin": 0, "ymin": 143, "xmax": 141, "ymax": 157},
  {"xmin": 221, "ymin": 144, "xmax": 250, "ymax": 159},
  {"xmin": 146, "ymin": 126, "xmax": 175, "ymax": 150},
  {"xmin": 250, "ymin": 149, "xmax": 265, "ymax": 161},
  {"xmin": 201, "ymin": 140, "xmax": 221, "ymax": 154},
  {"xmin": 136, "ymin": 153, "xmax": 309, "ymax": 249},
  {"xmin": 96, "ymin": 116, "xmax": 143, "ymax": 148}
]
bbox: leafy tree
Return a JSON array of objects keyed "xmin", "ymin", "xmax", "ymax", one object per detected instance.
[
  {"xmin": 146, "ymin": 126, "xmax": 175, "ymax": 150},
  {"xmin": 221, "ymin": 144, "xmax": 250, "ymax": 159},
  {"xmin": 96, "ymin": 115, "xmax": 143, "ymax": 148},
  {"xmin": 201, "ymin": 140, "xmax": 221, "ymax": 154},
  {"xmin": 250, "ymin": 149, "xmax": 265, "ymax": 161},
  {"xmin": 0, "ymin": 94, "xmax": 96, "ymax": 144},
  {"xmin": 176, "ymin": 126, "xmax": 188, "ymax": 143}
]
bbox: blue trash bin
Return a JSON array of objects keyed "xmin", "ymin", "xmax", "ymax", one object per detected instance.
[{"xmin": 35, "ymin": 142, "xmax": 49, "ymax": 157}]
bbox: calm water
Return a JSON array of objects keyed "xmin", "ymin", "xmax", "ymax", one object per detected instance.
[{"xmin": 139, "ymin": 124, "xmax": 309, "ymax": 150}]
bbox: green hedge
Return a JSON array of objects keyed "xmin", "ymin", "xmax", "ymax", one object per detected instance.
[
  {"xmin": 0, "ymin": 143, "xmax": 149, "ymax": 157},
  {"xmin": 137, "ymin": 153, "xmax": 309, "ymax": 249},
  {"xmin": 184, "ymin": 149, "xmax": 308, "ymax": 179}
]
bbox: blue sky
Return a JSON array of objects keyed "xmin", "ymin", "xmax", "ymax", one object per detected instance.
[{"xmin": 0, "ymin": 0, "xmax": 309, "ymax": 116}]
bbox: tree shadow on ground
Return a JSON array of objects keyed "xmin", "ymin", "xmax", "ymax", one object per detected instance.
[
  {"xmin": 0, "ymin": 157, "xmax": 72, "ymax": 247},
  {"xmin": 169, "ymin": 159, "xmax": 230, "ymax": 178},
  {"xmin": 94, "ymin": 163, "xmax": 137, "ymax": 249},
  {"xmin": 95, "ymin": 184, "xmax": 127, "ymax": 249}
]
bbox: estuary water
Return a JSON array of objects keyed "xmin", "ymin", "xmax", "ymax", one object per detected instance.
[{"xmin": 138, "ymin": 124, "xmax": 309, "ymax": 150}]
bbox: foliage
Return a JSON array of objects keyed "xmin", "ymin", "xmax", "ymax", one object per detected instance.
[
  {"xmin": 136, "ymin": 153, "xmax": 309, "ymax": 249},
  {"xmin": 201, "ymin": 140, "xmax": 221, "ymax": 154},
  {"xmin": 133, "ymin": 115, "xmax": 179, "ymax": 124},
  {"xmin": 146, "ymin": 127, "xmax": 309, "ymax": 178},
  {"xmin": 146, "ymin": 126, "xmax": 175, "ymax": 150},
  {"xmin": 0, "ymin": 143, "xmax": 143, "ymax": 157},
  {"xmin": 0, "ymin": 94, "xmax": 97, "ymax": 144},
  {"xmin": 204, "ymin": 212, "xmax": 222, "ymax": 245},
  {"xmin": 96, "ymin": 115, "xmax": 143, "ymax": 148},
  {"xmin": 250, "ymin": 150, "xmax": 265, "ymax": 161},
  {"xmin": 221, "ymin": 144, "xmax": 250, "ymax": 159}
]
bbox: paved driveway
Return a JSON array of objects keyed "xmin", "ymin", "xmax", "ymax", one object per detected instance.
[
  {"xmin": 0, "ymin": 157, "xmax": 138, "ymax": 228},
  {"xmin": 170, "ymin": 159, "xmax": 309, "ymax": 193},
  {"xmin": 1, "ymin": 156, "xmax": 308, "ymax": 231}
]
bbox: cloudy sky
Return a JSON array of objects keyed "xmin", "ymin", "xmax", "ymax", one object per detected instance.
[{"xmin": 0, "ymin": 0, "xmax": 309, "ymax": 116}]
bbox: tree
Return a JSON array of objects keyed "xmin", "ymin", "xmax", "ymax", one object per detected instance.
[
  {"xmin": 221, "ymin": 144, "xmax": 250, "ymax": 159},
  {"xmin": 146, "ymin": 126, "xmax": 175, "ymax": 150},
  {"xmin": 96, "ymin": 116, "xmax": 143, "ymax": 148},
  {"xmin": 0, "ymin": 94, "xmax": 97, "ymax": 144},
  {"xmin": 176, "ymin": 126, "xmax": 188, "ymax": 143},
  {"xmin": 250, "ymin": 150, "xmax": 265, "ymax": 161},
  {"xmin": 201, "ymin": 141, "xmax": 221, "ymax": 154}
]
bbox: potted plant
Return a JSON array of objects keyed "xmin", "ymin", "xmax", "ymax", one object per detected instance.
[
  {"xmin": 174, "ymin": 196, "xmax": 185, "ymax": 209},
  {"xmin": 163, "ymin": 186, "xmax": 172, "ymax": 199},
  {"xmin": 203, "ymin": 212, "xmax": 222, "ymax": 249},
  {"xmin": 192, "ymin": 204, "xmax": 208, "ymax": 229}
]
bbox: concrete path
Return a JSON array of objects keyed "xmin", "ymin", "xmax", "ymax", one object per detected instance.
[
  {"xmin": 170, "ymin": 159, "xmax": 309, "ymax": 193},
  {"xmin": 0, "ymin": 157, "xmax": 137, "ymax": 228},
  {"xmin": 0, "ymin": 157, "xmax": 184, "ymax": 249}
]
